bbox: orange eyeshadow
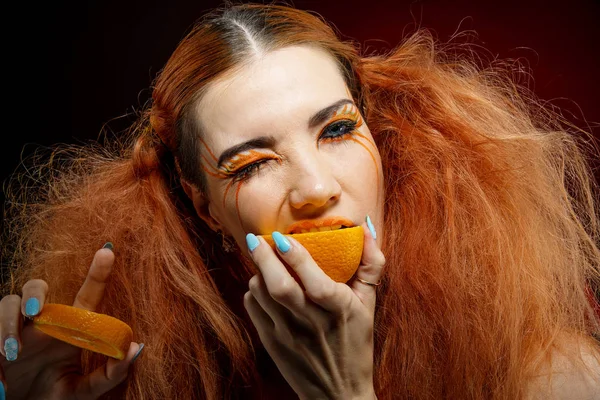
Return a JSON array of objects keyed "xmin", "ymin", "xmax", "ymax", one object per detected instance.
[{"xmin": 221, "ymin": 149, "xmax": 281, "ymax": 174}]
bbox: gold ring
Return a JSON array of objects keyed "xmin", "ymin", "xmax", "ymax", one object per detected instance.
[{"xmin": 356, "ymin": 277, "xmax": 382, "ymax": 287}]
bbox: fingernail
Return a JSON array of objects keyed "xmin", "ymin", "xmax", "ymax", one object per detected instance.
[
  {"xmin": 0, "ymin": 381, "xmax": 4, "ymax": 400},
  {"xmin": 132, "ymin": 343, "xmax": 145, "ymax": 363},
  {"xmin": 366, "ymin": 215, "xmax": 377, "ymax": 240},
  {"xmin": 103, "ymin": 242, "xmax": 114, "ymax": 250},
  {"xmin": 25, "ymin": 297, "xmax": 40, "ymax": 317},
  {"xmin": 246, "ymin": 233, "xmax": 260, "ymax": 252},
  {"xmin": 4, "ymin": 337, "xmax": 18, "ymax": 361},
  {"xmin": 272, "ymin": 231, "xmax": 291, "ymax": 253}
]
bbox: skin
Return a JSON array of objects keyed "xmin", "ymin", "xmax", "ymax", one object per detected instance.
[
  {"xmin": 182, "ymin": 45, "xmax": 600, "ymax": 399},
  {"xmin": 0, "ymin": 45, "xmax": 596, "ymax": 400},
  {"xmin": 187, "ymin": 45, "xmax": 384, "ymax": 244},
  {"xmin": 0, "ymin": 45, "xmax": 385, "ymax": 399},
  {"xmin": 183, "ymin": 45, "xmax": 386, "ymax": 398},
  {"xmin": 0, "ymin": 247, "xmax": 143, "ymax": 399}
]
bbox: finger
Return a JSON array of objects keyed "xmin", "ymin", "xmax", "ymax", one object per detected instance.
[
  {"xmin": 75, "ymin": 341, "xmax": 143, "ymax": 400},
  {"xmin": 21, "ymin": 279, "xmax": 49, "ymax": 318},
  {"xmin": 248, "ymin": 273, "xmax": 303, "ymax": 325},
  {"xmin": 0, "ymin": 295, "xmax": 23, "ymax": 361},
  {"xmin": 269, "ymin": 232, "xmax": 351, "ymax": 314},
  {"xmin": 350, "ymin": 216, "xmax": 386, "ymax": 310},
  {"xmin": 246, "ymin": 234, "xmax": 307, "ymax": 312},
  {"xmin": 72, "ymin": 243, "xmax": 115, "ymax": 311},
  {"xmin": 243, "ymin": 290, "xmax": 274, "ymax": 338}
]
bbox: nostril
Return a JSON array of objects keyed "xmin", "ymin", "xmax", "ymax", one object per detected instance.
[
  {"xmin": 289, "ymin": 189, "xmax": 341, "ymax": 210},
  {"xmin": 288, "ymin": 169, "xmax": 342, "ymax": 210}
]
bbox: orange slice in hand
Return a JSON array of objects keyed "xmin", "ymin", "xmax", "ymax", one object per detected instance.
[
  {"xmin": 33, "ymin": 304, "xmax": 133, "ymax": 360},
  {"xmin": 260, "ymin": 226, "xmax": 364, "ymax": 283}
]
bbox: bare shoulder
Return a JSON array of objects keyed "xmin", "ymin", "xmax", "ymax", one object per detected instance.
[{"xmin": 527, "ymin": 334, "xmax": 600, "ymax": 400}]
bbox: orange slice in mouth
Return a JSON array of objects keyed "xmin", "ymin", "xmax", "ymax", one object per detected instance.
[
  {"xmin": 33, "ymin": 304, "xmax": 133, "ymax": 360},
  {"xmin": 260, "ymin": 225, "xmax": 364, "ymax": 283}
]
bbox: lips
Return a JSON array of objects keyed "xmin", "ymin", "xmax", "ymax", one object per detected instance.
[{"xmin": 285, "ymin": 217, "xmax": 355, "ymax": 235}]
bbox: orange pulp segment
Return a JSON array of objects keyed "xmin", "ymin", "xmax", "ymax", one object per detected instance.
[{"xmin": 33, "ymin": 303, "xmax": 133, "ymax": 360}]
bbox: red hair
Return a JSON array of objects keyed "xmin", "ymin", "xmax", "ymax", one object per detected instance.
[{"xmin": 3, "ymin": 4, "xmax": 599, "ymax": 399}]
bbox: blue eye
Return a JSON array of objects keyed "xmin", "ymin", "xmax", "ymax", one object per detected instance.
[{"xmin": 320, "ymin": 120, "xmax": 357, "ymax": 140}]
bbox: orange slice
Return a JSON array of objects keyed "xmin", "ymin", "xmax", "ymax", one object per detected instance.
[
  {"xmin": 33, "ymin": 304, "xmax": 133, "ymax": 360},
  {"xmin": 260, "ymin": 226, "xmax": 364, "ymax": 283}
]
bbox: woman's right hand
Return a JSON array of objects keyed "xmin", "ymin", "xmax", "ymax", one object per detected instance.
[{"xmin": 0, "ymin": 244, "xmax": 143, "ymax": 400}]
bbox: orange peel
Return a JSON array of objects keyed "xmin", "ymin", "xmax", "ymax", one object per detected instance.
[
  {"xmin": 260, "ymin": 225, "xmax": 364, "ymax": 283},
  {"xmin": 33, "ymin": 303, "xmax": 133, "ymax": 360}
]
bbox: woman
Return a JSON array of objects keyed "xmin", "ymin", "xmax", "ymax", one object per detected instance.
[{"xmin": 1, "ymin": 3, "xmax": 599, "ymax": 399}]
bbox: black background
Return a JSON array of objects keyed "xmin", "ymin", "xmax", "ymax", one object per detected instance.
[{"xmin": 2, "ymin": 0, "xmax": 599, "ymax": 226}]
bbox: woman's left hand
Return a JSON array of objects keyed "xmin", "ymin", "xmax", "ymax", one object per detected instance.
[{"xmin": 244, "ymin": 218, "xmax": 385, "ymax": 400}]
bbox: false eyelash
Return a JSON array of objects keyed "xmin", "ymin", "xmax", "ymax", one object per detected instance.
[
  {"xmin": 230, "ymin": 159, "xmax": 270, "ymax": 183},
  {"xmin": 229, "ymin": 119, "xmax": 359, "ymax": 182},
  {"xmin": 320, "ymin": 119, "xmax": 358, "ymax": 141}
]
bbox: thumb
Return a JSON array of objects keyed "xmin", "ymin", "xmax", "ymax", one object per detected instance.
[
  {"xmin": 350, "ymin": 215, "xmax": 385, "ymax": 310},
  {"xmin": 75, "ymin": 342, "xmax": 144, "ymax": 399}
]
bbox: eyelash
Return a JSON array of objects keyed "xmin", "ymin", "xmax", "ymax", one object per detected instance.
[
  {"xmin": 231, "ymin": 162, "xmax": 265, "ymax": 183},
  {"xmin": 320, "ymin": 119, "xmax": 358, "ymax": 141},
  {"xmin": 230, "ymin": 119, "xmax": 358, "ymax": 182}
]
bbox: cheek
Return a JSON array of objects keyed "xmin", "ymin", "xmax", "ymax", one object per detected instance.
[
  {"xmin": 215, "ymin": 130, "xmax": 383, "ymax": 242},
  {"xmin": 330, "ymin": 124, "xmax": 383, "ymax": 204},
  {"xmin": 335, "ymin": 145, "xmax": 382, "ymax": 202},
  {"xmin": 220, "ymin": 178, "xmax": 284, "ymax": 240}
]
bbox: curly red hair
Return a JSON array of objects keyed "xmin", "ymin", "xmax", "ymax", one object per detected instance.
[{"xmin": 2, "ymin": 4, "xmax": 599, "ymax": 399}]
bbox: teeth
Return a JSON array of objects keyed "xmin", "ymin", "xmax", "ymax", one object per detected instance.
[{"xmin": 296, "ymin": 225, "xmax": 343, "ymax": 234}]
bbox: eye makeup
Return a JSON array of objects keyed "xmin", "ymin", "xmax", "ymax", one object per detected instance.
[
  {"xmin": 323, "ymin": 103, "xmax": 364, "ymax": 129},
  {"xmin": 220, "ymin": 149, "xmax": 282, "ymax": 176},
  {"xmin": 197, "ymin": 136, "xmax": 247, "ymax": 229},
  {"xmin": 198, "ymin": 99, "xmax": 382, "ymax": 234},
  {"xmin": 318, "ymin": 103, "xmax": 364, "ymax": 144},
  {"xmin": 319, "ymin": 102, "xmax": 381, "ymax": 204}
]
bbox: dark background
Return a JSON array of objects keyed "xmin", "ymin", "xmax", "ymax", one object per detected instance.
[{"xmin": 2, "ymin": 0, "xmax": 599, "ymax": 226}]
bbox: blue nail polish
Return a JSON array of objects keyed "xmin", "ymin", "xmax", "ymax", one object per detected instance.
[
  {"xmin": 272, "ymin": 231, "xmax": 291, "ymax": 253},
  {"xmin": 366, "ymin": 215, "xmax": 377, "ymax": 240},
  {"xmin": 132, "ymin": 343, "xmax": 145, "ymax": 363},
  {"xmin": 0, "ymin": 381, "xmax": 4, "ymax": 400},
  {"xmin": 4, "ymin": 337, "xmax": 18, "ymax": 361},
  {"xmin": 246, "ymin": 233, "xmax": 260, "ymax": 252},
  {"xmin": 103, "ymin": 242, "xmax": 114, "ymax": 250},
  {"xmin": 25, "ymin": 298, "xmax": 40, "ymax": 316}
]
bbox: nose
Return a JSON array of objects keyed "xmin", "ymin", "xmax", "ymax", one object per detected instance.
[{"xmin": 288, "ymin": 153, "xmax": 342, "ymax": 210}]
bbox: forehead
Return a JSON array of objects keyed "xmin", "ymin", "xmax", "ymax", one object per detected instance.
[{"xmin": 194, "ymin": 45, "xmax": 349, "ymax": 148}]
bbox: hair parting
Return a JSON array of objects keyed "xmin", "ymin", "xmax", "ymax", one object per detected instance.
[{"xmin": 2, "ymin": 4, "xmax": 599, "ymax": 399}]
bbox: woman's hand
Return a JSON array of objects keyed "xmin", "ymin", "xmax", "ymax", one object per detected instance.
[
  {"xmin": 244, "ymin": 218, "xmax": 385, "ymax": 400},
  {"xmin": 0, "ymin": 244, "xmax": 144, "ymax": 400}
]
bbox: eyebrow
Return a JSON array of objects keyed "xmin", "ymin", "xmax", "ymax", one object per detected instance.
[
  {"xmin": 308, "ymin": 98, "xmax": 355, "ymax": 129},
  {"xmin": 217, "ymin": 98, "xmax": 355, "ymax": 168}
]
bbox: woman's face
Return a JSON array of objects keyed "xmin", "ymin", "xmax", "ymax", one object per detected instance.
[{"xmin": 190, "ymin": 45, "xmax": 384, "ymax": 251}]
